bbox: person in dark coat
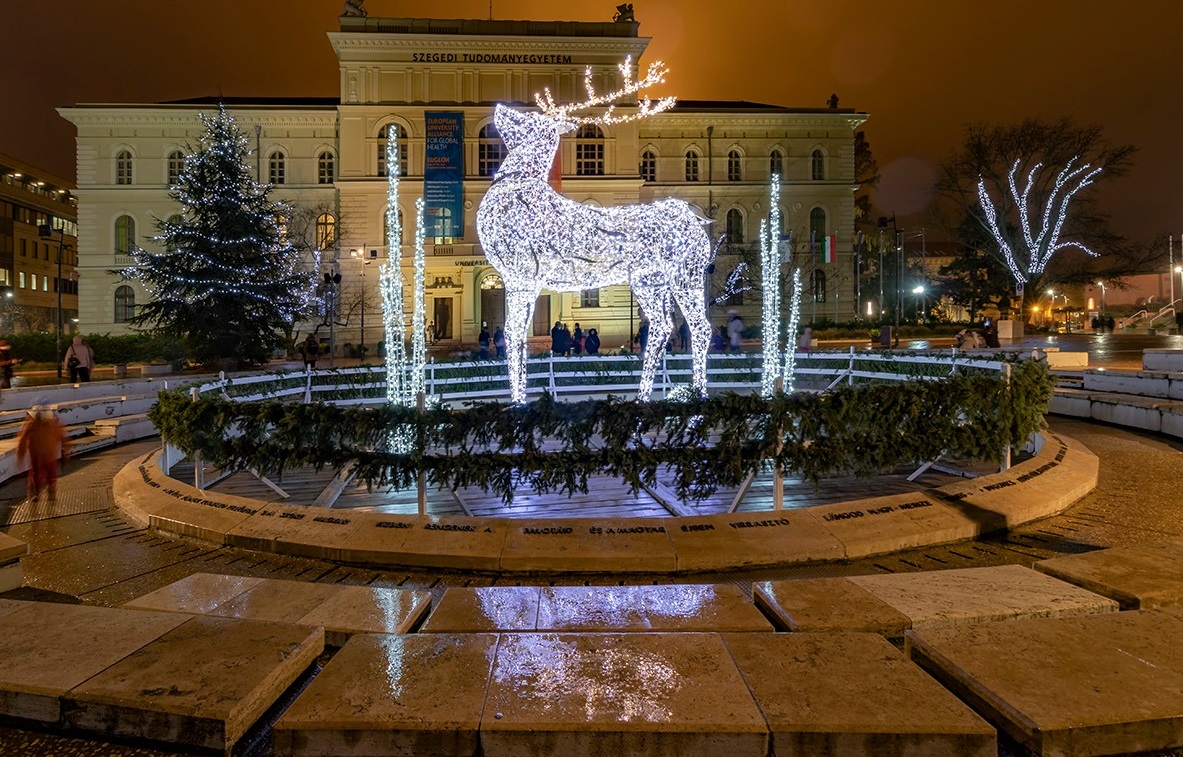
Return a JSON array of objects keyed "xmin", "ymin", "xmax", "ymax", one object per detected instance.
[
  {"xmin": 572, "ymin": 323, "xmax": 584, "ymax": 355},
  {"xmin": 585, "ymin": 328, "xmax": 601, "ymax": 355},
  {"xmin": 493, "ymin": 326, "xmax": 506, "ymax": 358},
  {"xmin": 636, "ymin": 319, "xmax": 649, "ymax": 352},
  {"xmin": 478, "ymin": 323, "xmax": 491, "ymax": 358},
  {"xmin": 678, "ymin": 319, "xmax": 690, "ymax": 351}
]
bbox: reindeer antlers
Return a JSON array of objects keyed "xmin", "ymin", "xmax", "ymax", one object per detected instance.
[{"xmin": 535, "ymin": 56, "xmax": 676, "ymax": 125}]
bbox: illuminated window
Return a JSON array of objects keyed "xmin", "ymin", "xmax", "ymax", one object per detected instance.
[
  {"xmin": 575, "ymin": 123, "xmax": 605, "ymax": 176},
  {"xmin": 115, "ymin": 215, "xmax": 136, "ymax": 255},
  {"xmin": 316, "ymin": 213, "xmax": 337, "ymax": 250},
  {"xmin": 478, "ymin": 123, "xmax": 506, "ymax": 177}
]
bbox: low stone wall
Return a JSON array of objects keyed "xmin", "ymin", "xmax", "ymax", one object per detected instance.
[{"xmin": 114, "ymin": 432, "xmax": 1099, "ymax": 574}]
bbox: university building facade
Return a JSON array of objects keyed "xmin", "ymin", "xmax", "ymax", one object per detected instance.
[{"xmin": 60, "ymin": 13, "xmax": 865, "ymax": 350}]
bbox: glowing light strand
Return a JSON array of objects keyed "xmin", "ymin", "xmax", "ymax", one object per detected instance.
[
  {"xmin": 380, "ymin": 124, "xmax": 408, "ymax": 408},
  {"xmin": 782, "ymin": 266, "xmax": 803, "ymax": 392},
  {"xmin": 760, "ymin": 174, "xmax": 782, "ymax": 397},
  {"xmin": 477, "ymin": 103, "xmax": 713, "ymax": 403},
  {"xmin": 410, "ymin": 197, "xmax": 427, "ymax": 399},
  {"xmin": 535, "ymin": 56, "xmax": 676, "ymax": 125},
  {"xmin": 977, "ymin": 156, "xmax": 1102, "ymax": 284}
]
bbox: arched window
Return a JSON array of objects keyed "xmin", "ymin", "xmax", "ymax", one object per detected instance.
[
  {"xmin": 164, "ymin": 214, "xmax": 182, "ymax": 253},
  {"xmin": 575, "ymin": 123, "xmax": 605, "ymax": 176},
  {"xmin": 685, "ymin": 150, "xmax": 700, "ymax": 182},
  {"xmin": 639, "ymin": 150, "xmax": 656, "ymax": 182},
  {"xmin": 725, "ymin": 208, "xmax": 744, "ymax": 244},
  {"xmin": 769, "ymin": 149, "xmax": 784, "ymax": 177},
  {"xmin": 115, "ymin": 215, "xmax": 136, "ymax": 255},
  {"xmin": 167, "ymin": 150, "xmax": 184, "ymax": 185},
  {"xmin": 114, "ymin": 285, "xmax": 136, "ymax": 323},
  {"xmin": 377, "ymin": 127, "xmax": 407, "ymax": 177},
  {"xmin": 478, "ymin": 123, "xmax": 506, "ymax": 177},
  {"xmin": 268, "ymin": 152, "xmax": 286, "ymax": 185},
  {"xmin": 115, "ymin": 150, "xmax": 133, "ymax": 185},
  {"xmin": 383, "ymin": 209, "xmax": 406, "ymax": 246},
  {"xmin": 315, "ymin": 213, "xmax": 336, "ymax": 250},
  {"xmin": 809, "ymin": 207, "xmax": 827, "ymax": 248},
  {"xmin": 811, "ymin": 269, "xmax": 827, "ymax": 303},
  {"xmin": 727, "ymin": 150, "xmax": 742, "ymax": 182},
  {"xmin": 317, "ymin": 152, "xmax": 335, "ymax": 184},
  {"xmin": 811, "ymin": 149, "xmax": 825, "ymax": 181}
]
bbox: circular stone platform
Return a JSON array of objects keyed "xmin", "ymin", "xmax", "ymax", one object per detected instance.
[{"xmin": 114, "ymin": 432, "xmax": 1097, "ymax": 574}]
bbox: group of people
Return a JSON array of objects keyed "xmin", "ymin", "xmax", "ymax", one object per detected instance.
[
  {"xmin": 478, "ymin": 323, "xmax": 507, "ymax": 358},
  {"xmin": 637, "ymin": 313, "xmax": 747, "ymax": 354},
  {"xmin": 1091, "ymin": 316, "xmax": 1118, "ymax": 332},
  {"xmin": 550, "ymin": 322, "xmax": 601, "ymax": 356}
]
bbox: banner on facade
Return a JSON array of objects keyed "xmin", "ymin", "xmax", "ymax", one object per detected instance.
[{"xmin": 424, "ymin": 111, "xmax": 464, "ymax": 239}]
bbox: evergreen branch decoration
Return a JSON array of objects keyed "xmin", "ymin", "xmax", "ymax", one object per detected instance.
[{"xmin": 150, "ymin": 360, "xmax": 1053, "ymax": 505}]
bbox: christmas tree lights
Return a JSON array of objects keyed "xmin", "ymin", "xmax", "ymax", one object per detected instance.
[
  {"xmin": 978, "ymin": 157, "xmax": 1102, "ymax": 285},
  {"xmin": 410, "ymin": 197, "xmax": 427, "ymax": 398},
  {"xmin": 782, "ymin": 266, "xmax": 803, "ymax": 391},
  {"xmin": 760, "ymin": 174, "xmax": 782, "ymax": 397},
  {"xmin": 380, "ymin": 124, "xmax": 408, "ymax": 407},
  {"xmin": 477, "ymin": 103, "xmax": 714, "ymax": 403}
]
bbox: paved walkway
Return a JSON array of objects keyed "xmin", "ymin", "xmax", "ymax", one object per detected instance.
[{"xmin": 0, "ymin": 417, "xmax": 1181, "ymax": 754}]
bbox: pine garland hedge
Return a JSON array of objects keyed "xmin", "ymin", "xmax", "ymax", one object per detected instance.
[{"xmin": 150, "ymin": 359, "xmax": 1053, "ymax": 503}]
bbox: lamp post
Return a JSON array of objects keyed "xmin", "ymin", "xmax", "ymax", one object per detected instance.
[
  {"xmin": 912, "ymin": 285, "xmax": 925, "ymax": 322},
  {"xmin": 349, "ymin": 249, "xmax": 374, "ymax": 360},
  {"xmin": 38, "ymin": 224, "xmax": 72, "ymax": 380},
  {"xmin": 322, "ymin": 270, "xmax": 341, "ymax": 368},
  {"xmin": 1095, "ymin": 281, "xmax": 1107, "ymax": 330}
]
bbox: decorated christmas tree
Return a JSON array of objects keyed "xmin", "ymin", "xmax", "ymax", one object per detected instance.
[{"xmin": 121, "ymin": 105, "xmax": 312, "ymax": 367}]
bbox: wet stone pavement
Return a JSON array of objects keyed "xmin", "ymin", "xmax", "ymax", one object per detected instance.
[{"xmin": 0, "ymin": 419, "xmax": 1182, "ymax": 754}]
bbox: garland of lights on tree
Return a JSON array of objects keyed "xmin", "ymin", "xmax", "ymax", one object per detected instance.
[
  {"xmin": 977, "ymin": 157, "xmax": 1102, "ymax": 286},
  {"xmin": 380, "ymin": 123, "xmax": 409, "ymax": 407},
  {"xmin": 760, "ymin": 174, "xmax": 783, "ymax": 397},
  {"xmin": 410, "ymin": 197, "xmax": 427, "ymax": 398},
  {"xmin": 476, "ymin": 57, "xmax": 715, "ymax": 403}
]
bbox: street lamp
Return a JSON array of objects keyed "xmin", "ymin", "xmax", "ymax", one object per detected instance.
[
  {"xmin": 1095, "ymin": 281, "xmax": 1107, "ymax": 330},
  {"xmin": 911, "ymin": 285, "xmax": 925, "ymax": 321},
  {"xmin": 349, "ymin": 249, "xmax": 375, "ymax": 360},
  {"xmin": 38, "ymin": 224, "xmax": 72, "ymax": 379}
]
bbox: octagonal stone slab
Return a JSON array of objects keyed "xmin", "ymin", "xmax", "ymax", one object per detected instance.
[
  {"xmin": 420, "ymin": 586, "xmax": 541, "ymax": 633},
  {"xmin": 66, "ymin": 615, "xmax": 323, "ymax": 752},
  {"xmin": 274, "ymin": 633, "xmax": 498, "ymax": 757},
  {"xmin": 295, "ymin": 585, "xmax": 432, "ymax": 646},
  {"xmin": 724, "ymin": 632, "xmax": 995, "ymax": 756},
  {"xmin": 753, "ymin": 578, "xmax": 911, "ymax": 636},
  {"xmin": 122, "ymin": 572, "xmax": 264, "ymax": 615},
  {"xmin": 906, "ymin": 609, "xmax": 1183, "ymax": 755},
  {"xmin": 1035, "ymin": 538, "xmax": 1183, "ymax": 609},
  {"xmin": 0, "ymin": 603, "xmax": 190, "ymax": 723},
  {"xmin": 207, "ymin": 578, "xmax": 341, "ymax": 624},
  {"xmin": 480, "ymin": 632, "xmax": 768, "ymax": 757},
  {"xmin": 536, "ymin": 584, "xmax": 773, "ymax": 632}
]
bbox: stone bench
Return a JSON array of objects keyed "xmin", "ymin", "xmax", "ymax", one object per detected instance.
[
  {"xmin": 1035, "ymin": 538, "xmax": 1183, "ymax": 609},
  {"xmin": 274, "ymin": 631, "xmax": 995, "ymax": 757},
  {"xmin": 0, "ymin": 600, "xmax": 323, "ymax": 753},
  {"xmin": 1082, "ymin": 368, "xmax": 1183, "ymax": 399},
  {"xmin": 123, "ymin": 572, "xmax": 431, "ymax": 647},
  {"xmin": 1050, "ymin": 386, "xmax": 1183, "ymax": 437},
  {"xmin": 1143, "ymin": 348, "xmax": 1183, "ymax": 372},
  {"xmin": 906, "ymin": 609, "xmax": 1183, "ymax": 755},
  {"xmin": 0, "ymin": 532, "xmax": 28, "ymax": 593},
  {"xmin": 753, "ymin": 565, "xmax": 1117, "ymax": 637}
]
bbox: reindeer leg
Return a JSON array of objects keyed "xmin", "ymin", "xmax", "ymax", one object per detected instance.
[
  {"xmin": 504, "ymin": 288, "xmax": 538, "ymax": 404},
  {"xmin": 634, "ymin": 285, "xmax": 673, "ymax": 402},
  {"xmin": 674, "ymin": 277, "xmax": 713, "ymax": 398}
]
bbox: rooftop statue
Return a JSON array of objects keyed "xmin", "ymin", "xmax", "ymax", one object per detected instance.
[
  {"xmin": 342, "ymin": 0, "xmax": 367, "ymax": 17},
  {"xmin": 613, "ymin": 3, "xmax": 636, "ymax": 23}
]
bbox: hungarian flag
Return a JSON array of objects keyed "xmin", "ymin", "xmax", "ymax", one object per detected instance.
[{"xmin": 822, "ymin": 235, "xmax": 837, "ymax": 264}]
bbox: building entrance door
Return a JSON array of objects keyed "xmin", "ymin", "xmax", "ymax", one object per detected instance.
[
  {"xmin": 433, "ymin": 297, "xmax": 453, "ymax": 340},
  {"xmin": 532, "ymin": 294, "xmax": 551, "ymax": 336},
  {"xmin": 480, "ymin": 274, "xmax": 506, "ymax": 330}
]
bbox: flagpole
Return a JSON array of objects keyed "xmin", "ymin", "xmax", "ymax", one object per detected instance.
[{"xmin": 1170, "ymin": 235, "xmax": 1176, "ymax": 311}]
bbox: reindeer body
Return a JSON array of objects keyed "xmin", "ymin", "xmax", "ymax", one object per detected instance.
[{"xmin": 477, "ymin": 104, "xmax": 713, "ymax": 403}]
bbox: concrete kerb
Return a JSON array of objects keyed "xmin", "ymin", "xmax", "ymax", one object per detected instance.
[{"xmin": 117, "ymin": 434, "xmax": 1100, "ymax": 574}]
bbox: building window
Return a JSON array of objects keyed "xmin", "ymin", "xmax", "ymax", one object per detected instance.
[
  {"xmin": 317, "ymin": 152, "xmax": 335, "ymax": 184},
  {"xmin": 315, "ymin": 213, "xmax": 337, "ymax": 250},
  {"xmin": 478, "ymin": 123, "xmax": 506, "ymax": 177},
  {"xmin": 685, "ymin": 150, "xmax": 700, "ymax": 182},
  {"xmin": 115, "ymin": 150, "xmax": 133, "ymax": 185},
  {"xmin": 30, "ymin": 274, "xmax": 37, "ymax": 290},
  {"xmin": 114, "ymin": 285, "xmax": 136, "ymax": 323},
  {"xmin": 639, "ymin": 150, "xmax": 656, "ymax": 182},
  {"xmin": 268, "ymin": 152, "xmax": 285, "ymax": 185},
  {"xmin": 167, "ymin": 150, "xmax": 185, "ymax": 185},
  {"xmin": 812, "ymin": 269, "xmax": 827, "ymax": 303},
  {"xmin": 580, "ymin": 289, "xmax": 600, "ymax": 308},
  {"xmin": 18, "ymin": 272, "xmax": 25, "ymax": 289},
  {"xmin": 727, "ymin": 150, "xmax": 742, "ymax": 182},
  {"xmin": 575, "ymin": 124, "xmax": 605, "ymax": 176},
  {"xmin": 725, "ymin": 208, "xmax": 744, "ymax": 244},
  {"xmin": 115, "ymin": 215, "xmax": 136, "ymax": 255},
  {"xmin": 809, "ymin": 207, "xmax": 827, "ymax": 248},
  {"xmin": 811, "ymin": 149, "xmax": 825, "ymax": 181},
  {"xmin": 770, "ymin": 149, "xmax": 784, "ymax": 177},
  {"xmin": 19, "ymin": 239, "xmax": 26, "ymax": 257},
  {"xmin": 43, "ymin": 276, "xmax": 48, "ymax": 292},
  {"xmin": 377, "ymin": 128, "xmax": 407, "ymax": 177}
]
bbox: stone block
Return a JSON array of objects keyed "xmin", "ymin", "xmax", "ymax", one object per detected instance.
[
  {"xmin": 1035, "ymin": 539, "xmax": 1183, "ymax": 609},
  {"xmin": 1048, "ymin": 388, "xmax": 1092, "ymax": 417},
  {"xmin": 906, "ymin": 610, "xmax": 1183, "ymax": 755},
  {"xmin": 226, "ymin": 505, "xmax": 366, "ymax": 561},
  {"xmin": 499, "ymin": 518, "xmax": 677, "ymax": 573},
  {"xmin": 753, "ymin": 578, "xmax": 911, "ymax": 636},
  {"xmin": 122, "ymin": 572, "xmax": 264, "ymax": 615},
  {"xmin": 208, "ymin": 578, "xmax": 341, "ymax": 624},
  {"xmin": 848, "ymin": 565, "xmax": 1117, "ymax": 628},
  {"xmin": 67, "ymin": 616, "xmax": 323, "ymax": 752},
  {"xmin": 1162, "ymin": 406, "xmax": 1183, "ymax": 439},
  {"xmin": 811, "ymin": 494, "xmax": 979, "ymax": 558},
  {"xmin": 295, "ymin": 585, "xmax": 432, "ymax": 647},
  {"xmin": 113, "ymin": 454, "xmax": 179, "ymax": 527},
  {"xmin": 339, "ymin": 514, "xmax": 509, "ymax": 571},
  {"xmin": 480, "ymin": 633, "xmax": 768, "ymax": 757},
  {"xmin": 420, "ymin": 587, "xmax": 541, "ymax": 633},
  {"xmin": 535, "ymin": 584, "xmax": 773, "ymax": 632},
  {"xmin": 997, "ymin": 320, "xmax": 1023, "ymax": 339},
  {"xmin": 0, "ymin": 561, "xmax": 19, "ymax": 593},
  {"xmin": 667, "ymin": 510, "xmax": 845, "ymax": 572},
  {"xmin": 149, "ymin": 498, "xmax": 258, "ymax": 544},
  {"xmin": 274, "ymin": 633, "xmax": 498, "ymax": 757},
  {"xmin": 724, "ymin": 633, "xmax": 995, "ymax": 756},
  {"xmin": 0, "ymin": 603, "xmax": 189, "ymax": 723},
  {"xmin": 1083, "ymin": 370, "xmax": 1170, "ymax": 398},
  {"xmin": 1089, "ymin": 394, "xmax": 1164, "ymax": 432},
  {"xmin": 1042, "ymin": 350, "xmax": 1088, "ymax": 369},
  {"xmin": 0, "ymin": 598, "xmax": 28, "ymax": 618},
  {"xmin": 1143, "ymin": 348, "xmax": 1183, "ymax": 372},
  {"xmin": 0, "ymin": 531, "xmax": 28, "ymax": 564}
]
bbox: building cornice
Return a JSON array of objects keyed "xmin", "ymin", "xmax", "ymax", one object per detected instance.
[
  {"xmin": 650, "ymin": 113, "xmax": 869, "ymax": 130},
  {"xmin": 57, "ymin": 107, "xmax": 337, "ymax": 129},
  {"xmin": 328, "ymin": 32, "xmax": 650, "ymax": 62}
]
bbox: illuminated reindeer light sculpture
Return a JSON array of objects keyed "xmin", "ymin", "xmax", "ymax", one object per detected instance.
[{"xmin": 477, "ymin": 58, "xmax": 714, "ymax": 403}]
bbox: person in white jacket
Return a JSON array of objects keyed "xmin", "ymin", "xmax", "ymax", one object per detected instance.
[{"xmin": 63, "ymin": 335, "xmax": 95, "ymax": 383}]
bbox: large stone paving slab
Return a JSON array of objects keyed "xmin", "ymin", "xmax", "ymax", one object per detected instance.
[
  {"xmin": 122, "ymin": 572, "xmax": 264, "ymax": 615},
  {"xmin": 0, "ymin": 603, "xmax": 190, "ymax": 723},
  {"xmin": 906, "ymin": 609, "xmax": 1183, "ymax": 755},
  {"xmin": 420, "ymin": 586, "xmax": 540, "ymax": 633},
  {"xmin": 724, "ymin": 633, "xmax": 995, "ymax": 756},
  {"xmin": 753, "ymin": 578, "xmax": 911, "ymax": 635},
  {"xmin": 273, "ymin": 633, "xmax": 498, "ymax": 757},
  {"xmin": 66, "ymin": 615, "xmax": 324, "ymax": 753},
  {"xmin": 1035, "ymin": 538, "xmax": 1183, "ymax": 608},
  {"xmin": 536, "ymin": 584, "xmax": 774, "ymax": 632},
  {"xmin": 480, "ymin": 632, "xmax": 768, "ymax": 757},
  {"xmin": 295, "ymin": 585, "xmax": 432, "ymax": 646}
]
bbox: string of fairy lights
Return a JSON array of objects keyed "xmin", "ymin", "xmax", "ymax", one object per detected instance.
[{"xmin": 380, "ymin": 124, "xmax": 408, "ymax": 408}]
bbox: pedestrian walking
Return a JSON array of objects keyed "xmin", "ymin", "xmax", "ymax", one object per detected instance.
[
  {"xmin": 727, "ymin": 312, "xmax": 745, "ymax": 353},
  {"xmin": 301, "ymin": 333, "xmax": 320, "ymax": 369},
  {"xmin": 16, "ymin": 400, "xmax": 71, "ymax": 503},
  {"xmin": 493, "ymin": 326, "xmax": 506, "ymax": 358},
  {"xmin": 478, "ymin": 323, "xmax": 491, "ymax": 359},
  {"xmin": 585, "ymin": 328, "xmax": 600, "ymax": 355},
  {"xmin": 0, "ymin": 339, "xmax": 19, "ymax": 391},
  {"xmin": 63, "ymin": 335, "xmax": 95, "ymax": 382}
]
